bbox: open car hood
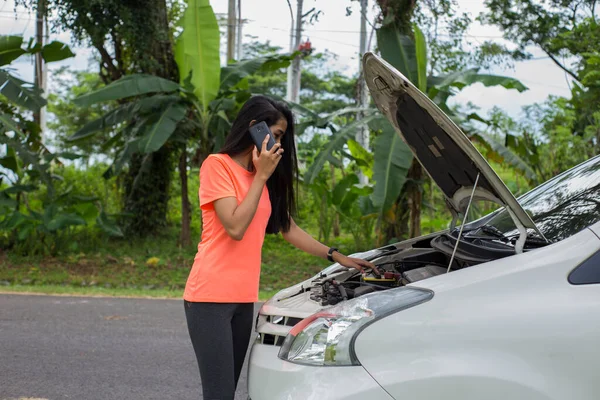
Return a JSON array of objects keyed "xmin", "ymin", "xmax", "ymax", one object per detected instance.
[{"xmin": 363, "ymin": 52, "xmax": 544, "ymax": 238}]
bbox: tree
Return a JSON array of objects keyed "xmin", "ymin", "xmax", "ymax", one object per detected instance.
[
  {"xmin": 480, "ymin": 0, "xmax": 600, "ymax": 151},
  {"xmin": 488, "ymin": 99, "xmax": 597, "ymax": 183},
  {"xmin": 0, "ymin": 35, "xmax": 123, "ymax": 254},
  {"xmin": 479, "ymin": 0, "xmax": 596, "ymax": 83},
  {"xmin": 15, "ymin": 0, "xmax": 183, "ymax": 237}
]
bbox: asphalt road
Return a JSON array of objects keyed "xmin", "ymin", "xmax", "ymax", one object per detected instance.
[{"xmin": 0, "ymin": 294, "xmax": 260, "ymax": 400}]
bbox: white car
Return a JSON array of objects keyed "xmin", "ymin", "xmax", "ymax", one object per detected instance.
[{"xmin": 247, "ymin": 52, "xmax": 600, "ymax": 400}]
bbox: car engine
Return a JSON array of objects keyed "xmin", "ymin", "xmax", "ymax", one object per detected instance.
[
  {"xmin": 309, "ymin": 247, "xmax": 452, "ymax": 306},
  {"xmin": 310, "ymin": 227, "xmax": 531, "ymax": 306},
  {"xmin": 304, "ymin": 229, "xmax": 544, "ymax": 307}
]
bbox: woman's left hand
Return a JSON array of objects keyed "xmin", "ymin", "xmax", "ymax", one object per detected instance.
[{"xmin": 332, "ymin": 252, "xmax": 377, "ymax": 275}]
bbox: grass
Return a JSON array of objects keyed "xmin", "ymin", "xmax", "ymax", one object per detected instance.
[
  {"xmin": 0, "ymin": 226, "xmax": 361, "ymax": 301},
  {"xmin": 1, "ymin": 284, "xmax": 183, "ymax": 299},
  {"xmin": 0, "ymin": 284, "xmax": 280, "ymax": 301}
]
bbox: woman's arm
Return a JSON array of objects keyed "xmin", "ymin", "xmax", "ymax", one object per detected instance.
[
  {"xmin": 281, "ymin": 218, "xmax": 376, "ymax": 273},
  {"xmin": 213, "ymin": 177, "xmax": 267, "ymax": 241},
  {"xmin": 213, "ymin": 137, "xmax": 283, "ymax": 241}
]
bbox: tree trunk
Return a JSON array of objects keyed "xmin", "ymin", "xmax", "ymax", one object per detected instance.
[
  {"xmin": 123, "ymin": 146, "xmax": 173, "ymax": 235},
  {"xmin": 428, "ymin": 177, "xmax": 434, "ymax": 233},
  {"xmin": 287, "ymin": 0, "xmax": 303, "ymax": 103},
  {"xmin": 378, "ymin": 194, "xmax": 410, "ymax": 246},
  {"xmin": 122, "ymin": 0, "xmax": 180, "ymax": 237},
  {"xmin": 331, "ymin": 164, "xmax": 340, "ymax": 237},
  {"xmin": 179, "ymin": 146, "xmax": 191, "ymax": 247},
  {"xmin": 227, "ymin": 0, "xmax": 237, "ymax": 61},
  {"xmin": 408, "ymin": 160, "xmax": 422, "ymax": 238},
  {"xmin": 33, "ymin": 0, "xmax": 45, "ymax": 129},
  {"xmin": 356, "ymin": 0, "xmax": 370, "ymax": 186}
]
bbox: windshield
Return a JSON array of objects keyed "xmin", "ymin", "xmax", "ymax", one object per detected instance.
[{"xmin": 486, "ymin": 155, "xmax": 600, "ymax": 242}]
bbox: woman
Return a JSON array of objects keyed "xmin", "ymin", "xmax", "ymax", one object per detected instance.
[{"xmin": 183, "ymin": 95, "xmax": 375, "ymax": 400}]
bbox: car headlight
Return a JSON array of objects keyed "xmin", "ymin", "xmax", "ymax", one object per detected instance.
[{"xmin": 278, "ymin": 287, "xmax": 433, "ymax": 366}]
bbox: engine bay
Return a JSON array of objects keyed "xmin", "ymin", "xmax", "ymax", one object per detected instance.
[
  {"xmin": 309, "ymin": 247, "xmax": 452, "ymax": 306},
  {"xmin": 308, "ymin": 232, "xmax": 526, "ymax": 306}
]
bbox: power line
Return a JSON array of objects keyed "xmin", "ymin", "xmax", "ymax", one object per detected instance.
[
  {"xmin": 0, "ymin": 14, "xmax": 57, "ymax": 23},
  {"xmin": 249, "ymin": 24, "xmax": 558, "ymax": 64},
  {"xmin": 0, "ymin": 10, "xmax": 37, "ymax": 16},
  {"xmin": 244, "ymin": 18, "xmax": 509, "ymax": 39},
  {"xmin": 0, "ymin": 10, "xmax": 59, "ymax": 23},
  {"xmin": 254, "ymin": 25, "xmax": 361, "ymax": 49}
]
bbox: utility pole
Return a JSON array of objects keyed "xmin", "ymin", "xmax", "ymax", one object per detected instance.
[
  {"xmin": 34, "ymin": 0, "xmax": 46, "ymax": 131},
  {"xmin": 356, "ymin": 0, "xmax": 369, "ymax": 185},
  {"xmin": 227, "ymin": 0, "xmax": 237, "ymax": 61},
  {"xmin": 236, "ymin": 0, "xmax": 243, "ymax": 60},
  {"xmin": 285, "ymin": 1, "xmax": 295, "ymax": 101},
  {"xmin": 286, "ymin": 0, "xmax": 303, "ymax": 103}
]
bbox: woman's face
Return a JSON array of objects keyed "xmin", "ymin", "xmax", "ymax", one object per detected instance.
[{"xmin": 269, "ymin": 118, "xmax": 288, "ymax": 145}]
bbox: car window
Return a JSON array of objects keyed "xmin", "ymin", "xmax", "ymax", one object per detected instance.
[
  {"xmin": 487, "ymin": 156, "xmax": 600, "ymax": 242},
  {"xmin": 569, "ymin": 250, "xmax": 600, "ymax": 285}
]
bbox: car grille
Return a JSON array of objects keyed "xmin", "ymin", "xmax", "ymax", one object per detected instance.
[
  {"xmin": 267, "ymin": 315, "xmax": 302, "ymax": 326},
  {"xmin": 258, "ymin": 333, "xmax": 286, "ymax": 346},
  {"xmin": 256, "ymin": 315, "xmax": 302, "ymax": 347}
]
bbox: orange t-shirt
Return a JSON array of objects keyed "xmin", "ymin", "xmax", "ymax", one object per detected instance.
[{"xmin": 183, "ymin": 153, "xmax": 271, "ymax": 303}]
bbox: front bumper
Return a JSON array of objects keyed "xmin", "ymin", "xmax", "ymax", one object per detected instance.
[{"xmin": 247, "ymin": 343, "xmax": 394, "ymax": 400}]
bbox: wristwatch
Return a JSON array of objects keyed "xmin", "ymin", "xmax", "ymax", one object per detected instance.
[{"xmin": 327, "ymin": 247, "xmax": 339, "ymax": 262}]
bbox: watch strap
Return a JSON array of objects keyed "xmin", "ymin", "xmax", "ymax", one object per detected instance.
[{"xmin": 327, "ymin": 247, "xmax": 339, "ymax": 262}]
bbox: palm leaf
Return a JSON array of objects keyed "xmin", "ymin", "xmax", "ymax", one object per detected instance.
[
  {"xmin": 304, "ymin": 114, "xmax": 379, "ymax": 184},
  {"xmin": 45, "ymin": 213, "xmax": 87, "ymax": 232},
  {"xmin": 41, "ymin": 41, "xmax": 75, "ymax": 63},
  {"xmin": 0, "ymin": 112, "xmax": 26, "ymax": 136},
  {"xmin": 68, "ymin": 94, "xmax": 181, "ymax": 142},
  {"xmin": 74, "ymin": 74, "xmax": 180, "ymax": 107},
  {"xmin": 0, "ymin": 70, "xmax": 46, "ymax": 111},
  {"xmin": 0, "ymin": 35, "xmax": 26, "ymax": 66},
  {"xmin": 220, "ymin": 55, "xmax": 293, "ymax": 91},
  {"xmin": 433, "ymin": 69, "xmax": 528, "ymax": 92},
  {"xmin": 137, "ymin": 102, "xmax": 188, "ymax": 153},
  {"xmin": 102, "ymin": 138, "xmax": 141, "ymax": 179},
  {"xmin": 221, "ymin": 58, "xmax": 270, "ymax": 91},
  {"xmin": 470, "ymin": 132, "xmax": 537, "ymax": 181},
  {"xmin": 2, "ymin": 184, "xmax": 37, "ymax": 194},
  {"xmin": 175, "ymin": 0, "xmax": 220, "ymax": 110},
  {"xmin": 413, "ymin": 24, "xmax": 428, "ymax": 93},
  {"xmin": 376, "ymin": 23, "xmax": 418, "ymax": 83},
  {"xmin": 371, "ymin": 119, "xmax": 413, "ymax": 212},
  {"xmin": 96, "ymin": 211, "xmax": 124, "ymax": 238}
]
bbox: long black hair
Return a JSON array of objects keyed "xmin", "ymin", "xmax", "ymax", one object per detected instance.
[{"xmin": 219, "ymin": 95, "xmax": 298, "ymax": 234}]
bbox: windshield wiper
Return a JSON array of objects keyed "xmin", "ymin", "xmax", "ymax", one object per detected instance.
[
  {"xmin": 515, "ymin": 232, "xmax": 549, "ymax": 246},
  {"xmin": 477, "ymin": 225, "xmax": 549, "ymax": 247},
  {"xmin": 455, "ymin": 224, "xmax": 506, "ymax": 240},
  {"xmin": 479, "ymin": 224, "xmax": 507, "ymax": 239}
]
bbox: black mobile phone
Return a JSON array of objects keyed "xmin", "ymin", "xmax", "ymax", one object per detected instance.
[{"xmin": 249, "ymin": 121, "xmax": 276, "ymax": 152}]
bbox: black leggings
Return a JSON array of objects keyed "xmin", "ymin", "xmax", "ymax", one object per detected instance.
[{"xmin": 184, "ymin": 301, "xmax": 254, "ymax": 400}]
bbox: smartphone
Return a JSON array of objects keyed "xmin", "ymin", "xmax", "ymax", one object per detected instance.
[{"xmin": 249, "ymin": 121, "xmax": 276, "ymax": 152}]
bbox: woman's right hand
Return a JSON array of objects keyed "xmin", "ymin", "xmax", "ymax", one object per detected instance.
[{"xmin": 253, "ymin": 135, "xmax": 284, "ymax": 182}]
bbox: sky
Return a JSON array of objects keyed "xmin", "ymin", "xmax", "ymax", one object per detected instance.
[{"xmin": 0, "ymin": 0, "xmax": 575, "ymax": 120}]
